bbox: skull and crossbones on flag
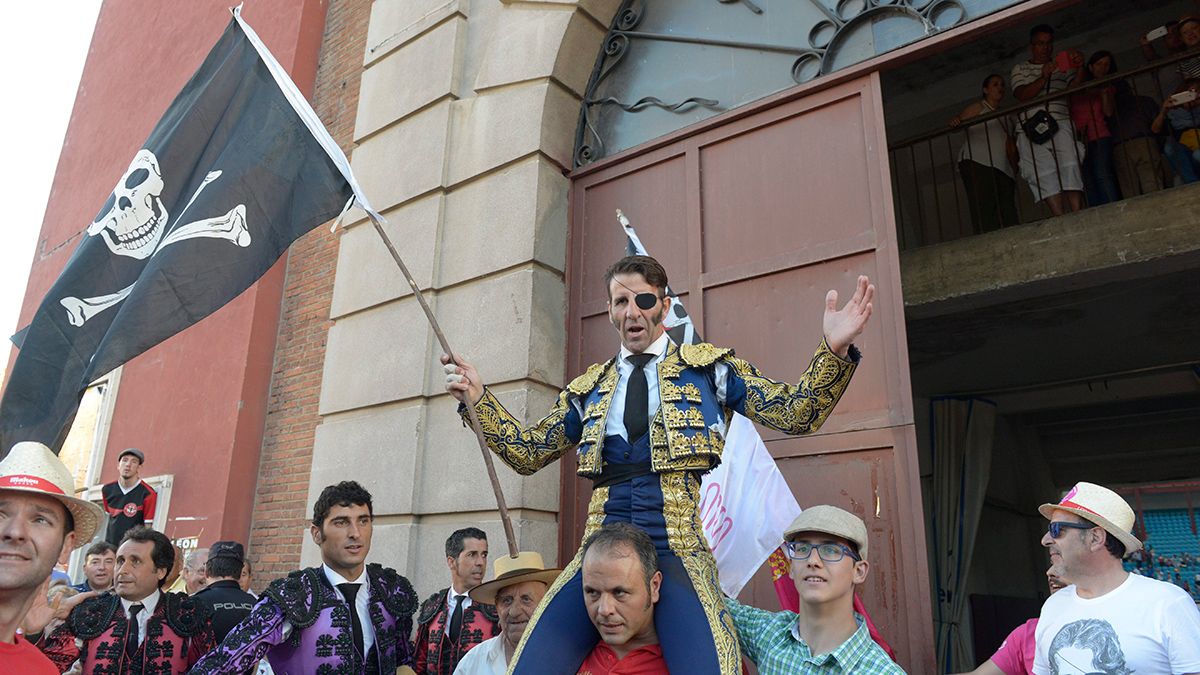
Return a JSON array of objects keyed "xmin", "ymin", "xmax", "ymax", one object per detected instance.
[
  {"xmin": 0, "ymin": 8, "xmax": 375, "ymax": 452},
  {"xmin": 62, "ymin": 149, "xmax": 251, "ymax": 327}
]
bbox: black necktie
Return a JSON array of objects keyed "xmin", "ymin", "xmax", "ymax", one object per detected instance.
[
  {"xmin": 337, "ymin": 583, "xmax": 365, "ymax": 656},
  {"xmin": 624, "ymin": 353, "xmax": 655, "ymax": 442},
  {"xmin": 448, "ymin": 594, "xmax": 466, "ymax": 643},
  {"xmin": 125, "ymin": 603, "xmax": 143, "ymax": 659}
]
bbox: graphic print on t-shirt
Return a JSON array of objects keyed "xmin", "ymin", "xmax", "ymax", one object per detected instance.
[{"xmin": 1047, "ymin": 619, "xmax": 1131, "ymax": 675}]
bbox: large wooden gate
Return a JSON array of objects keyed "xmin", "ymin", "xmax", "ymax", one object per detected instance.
[{"xmin": 564, "ymin": 73, "xmax": 935, "ymax": 671}]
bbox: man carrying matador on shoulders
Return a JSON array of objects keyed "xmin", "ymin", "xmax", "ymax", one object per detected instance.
[{"xmin": 442, "ymin": 255, "xmax": 873, "ymax": 674}]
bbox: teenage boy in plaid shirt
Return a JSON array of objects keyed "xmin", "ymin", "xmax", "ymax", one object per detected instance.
[{"xmin": 724, "ymin": 505, "xmax": 904, "ymax": 674}]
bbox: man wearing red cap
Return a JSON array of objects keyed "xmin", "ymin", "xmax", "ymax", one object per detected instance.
[
  {"xmin": 0, "ymin": 441, "xmax": 105, "ymax": 675},
  {"xmin": 1034, "ymin": 481, "xmax": 1200, "ymax": 675}
]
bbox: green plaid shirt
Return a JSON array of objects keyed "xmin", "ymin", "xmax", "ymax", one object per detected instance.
[{"xmin": 725, "ymin": 598, "xmax": 906, "ymax": 674}]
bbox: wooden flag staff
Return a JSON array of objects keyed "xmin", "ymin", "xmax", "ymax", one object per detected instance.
[{"xmin": 367, "ymin": 217, "xmax": 519, "ymax": 558}]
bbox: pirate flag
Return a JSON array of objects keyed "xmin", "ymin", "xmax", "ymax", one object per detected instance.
[{"xmin": 0, "ymin": 9, "xmax": 380, "ymax": 454}]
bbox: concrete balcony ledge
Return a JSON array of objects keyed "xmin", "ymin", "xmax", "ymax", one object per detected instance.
[{"xmin": 900, "ymin": 184, "xmax": 1200, "ymax": 319}]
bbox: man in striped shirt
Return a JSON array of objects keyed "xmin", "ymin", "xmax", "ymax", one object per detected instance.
[{"xmin": 724, "ymin": 506, "xmax": 904, "ymax": 674}]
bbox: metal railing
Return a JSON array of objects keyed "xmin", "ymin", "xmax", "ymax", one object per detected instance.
[{"xmin": 889, "ymin": 50, "xmax": 1199, "ymax": 250}]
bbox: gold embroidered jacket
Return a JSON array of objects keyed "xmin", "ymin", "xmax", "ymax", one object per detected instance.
[{"xmin": 462, "ymin": 339, "xmax": 857, "ymax": 477}]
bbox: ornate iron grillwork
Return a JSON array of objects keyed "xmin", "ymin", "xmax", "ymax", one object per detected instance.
[{"xmin": 574, "ymin": 0, "xmax": 1022, "ymax": 166}]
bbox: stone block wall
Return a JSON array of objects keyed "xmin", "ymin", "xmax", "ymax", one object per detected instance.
[
  {"xmin": 302, "ymin": 0, "xmax": 620, "ymax": 594},
  {"xmin": 246, "ymin": 0, "xmax": 373, "ymax": 589}
]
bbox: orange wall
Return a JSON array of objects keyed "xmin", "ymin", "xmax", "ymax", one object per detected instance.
[{"xmin": 8, "ymin": 0, "xmax": 331, "ymax": 546}]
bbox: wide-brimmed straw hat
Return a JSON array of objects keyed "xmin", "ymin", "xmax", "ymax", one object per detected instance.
[
  {"xmin": 468, "ymin": 551, "xmax": 562, "ymax": 605},
  {"xmin": 0, "ymin": 441, "xmax": 103, "ymax": 546},
  {"xmin": 784, "ymin": 505, "xmax": 869, "ymax": 561},
  {"xmin": 1039, "ymin": 481, "xmax": 1142, "ymax": 554}
]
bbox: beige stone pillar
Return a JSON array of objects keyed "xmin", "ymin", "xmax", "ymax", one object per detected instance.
[{"xmin": 304, "ymin": 0, "xmax": 619, "ymax": 593}]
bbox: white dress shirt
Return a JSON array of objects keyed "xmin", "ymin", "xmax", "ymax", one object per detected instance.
[
  {"xmin": 451, "ymin": 634, "xmax": 506, "ymax": 675},
  {"xmin": 120, "ymin": 589, "xmax": 160, "ymax": 647},
  {"xmin": 601, "ymin": 332, "xmax": 730, "ymax": 441},
  {"xmin": 323, "ymin": 565, "xmax": 376, "ymax": 655},
  {"xmin": 443, "ymin": 587, "xmax": 474, "ymax": 636}
]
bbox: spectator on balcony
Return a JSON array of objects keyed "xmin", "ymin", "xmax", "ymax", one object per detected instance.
[
  {"xmin": 1140, "ymin": 20, "xmax": 1185, "ymax": 64},
  {"xmin": 1151, "ymin": 78, "xmax": 1200, "ymax": 183},
  {"xmin": 1111, "ymin": 80, "xmax": 1168, "ymax": 197},
  {"xmin": 1071, "ymin": 51, "xmax": 1122, "ymax": 206},
  {"xmin": 1177, "ymin": 16, "xmax": 1200, "ymax": 81},
  {"xmin": 1141, "ymin": 20, "xmax": 1188, "ymax": 96},
  {"xmin": 1011, "ymin": 24, "xmax": 1086, "ymax": 216},
  {"xmin": 950, "ymin": 73, "xmax": 1019, "ymax": 231}
]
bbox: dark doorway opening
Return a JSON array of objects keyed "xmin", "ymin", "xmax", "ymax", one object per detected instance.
[{"xmin": 879, "ymin": 1, "xmax": 1200, "ymax": 668}]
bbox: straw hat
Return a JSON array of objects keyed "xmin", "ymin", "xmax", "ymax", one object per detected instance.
[
  {"xmin": 1039, "ymin": 482, "xmax": 1142, "ymax": 554},
  {"xmin": 784, "ymin": 505, "xmax": 869, "ymax": 561},
  {"xmin": 468, "ymin": 551, "xmax": 562, "ymax": 605},
  {"xmin": 0, "ymin": 441, "xmax": 103, "ymax": 546}
]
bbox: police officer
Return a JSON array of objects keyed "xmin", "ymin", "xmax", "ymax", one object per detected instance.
[{"xmin": 194, "ymin": 541, "xmax": 258, "ymax": 642}]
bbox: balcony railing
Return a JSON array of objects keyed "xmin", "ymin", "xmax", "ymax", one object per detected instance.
[{"xmin": 889, "ymin": 50, "xmax": 1199, "ymax": 250}]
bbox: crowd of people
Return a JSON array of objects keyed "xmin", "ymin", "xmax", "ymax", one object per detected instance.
[
  {"xmin": 0, "ymin": 449, "xmax": 900, "ymax": 675},
  {"xmin": 1129, "ymin": 544, "xmax": 1200, "ymax": 600},
  {"xmin": 950, "ymin": 16, "xmax": 1200, "ymax": 231},
  {"xmin": 3, "ymin": 254, "xmax": 1200, "ymax": 675}
]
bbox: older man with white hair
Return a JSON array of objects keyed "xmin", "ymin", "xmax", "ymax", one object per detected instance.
[
  {"xmin": 452, "ymin": 552, "xmax": 560, "ymax": 675},
  {"xmin": 1034, "ymin": 481, "xmax": 1200, "ymax": 675}
]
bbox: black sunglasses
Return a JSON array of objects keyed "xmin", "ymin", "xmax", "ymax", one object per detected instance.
[{"xmin": 1047, "ymin": 521, "xmax": 1095, "ymax": 538}]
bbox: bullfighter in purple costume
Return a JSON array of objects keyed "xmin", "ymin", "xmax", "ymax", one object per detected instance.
[{"xmin": 191, "ymin": 481, "xmax": 418, "ymax": 675}]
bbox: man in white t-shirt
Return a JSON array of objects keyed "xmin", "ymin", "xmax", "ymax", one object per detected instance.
[
  {"xmin": 1010, "ymin": 23, "xmax": 1086, "ymax": 216},
  {"xmin": 1033, "ymin": 481, "xmax": 1200, "ymax": 675}
]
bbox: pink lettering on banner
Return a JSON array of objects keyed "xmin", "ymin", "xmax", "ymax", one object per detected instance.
[{"xmin": 699, "ymin": 482, "xmax": 735, "ymax": 551}]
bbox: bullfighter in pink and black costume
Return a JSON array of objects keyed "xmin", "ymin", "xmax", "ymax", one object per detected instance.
[
  {"xmin": 39, "ymin": 527, "xmax": 216, "ymax": 675},
  {"xmin": 191, "ymin": 481, "xmax": 418, "ymax": 674}
]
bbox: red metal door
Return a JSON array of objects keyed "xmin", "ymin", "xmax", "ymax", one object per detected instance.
[{"xmin": 564, "ymin": 72, "xmax": 933, "ymax": 671}]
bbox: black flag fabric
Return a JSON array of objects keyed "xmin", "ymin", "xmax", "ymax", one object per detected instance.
[
  {"xmin": 617, "ymin": 210, "xmax": 699, "ymax": 347},
  {"xmin": 0, "ymin": 9, "xmax": 379, "ymax": 453}
]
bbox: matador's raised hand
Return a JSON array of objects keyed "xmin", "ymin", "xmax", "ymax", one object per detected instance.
[{"xmin": 823, "ymin": 275, "xmax": 875, "ymax": 358}]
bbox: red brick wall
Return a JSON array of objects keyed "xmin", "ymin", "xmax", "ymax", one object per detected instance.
[{"xmin": 246, "ymin": 0, "xmax": 370, "ymax": 589}]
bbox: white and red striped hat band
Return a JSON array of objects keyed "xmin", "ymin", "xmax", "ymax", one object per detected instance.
[{"xmin": 0, "ymin": 441, "xmax": 104, "ymax": 547}]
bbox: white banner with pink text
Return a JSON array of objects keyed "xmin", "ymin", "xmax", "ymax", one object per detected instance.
[{"xmin": 698, "ymin": 413, "xmax": 802, "ymax": 597}]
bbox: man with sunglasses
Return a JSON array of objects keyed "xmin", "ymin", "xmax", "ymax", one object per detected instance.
[
  {"xmin": 443, "ymin": 255, "xmax": 872, "ymax": 675},
  {"xmin": 1033, "ymin": 482, "xmax": 1200, "ymax": 675},
  {"xmin": 723, "ymin": 505, "xmax": 901, "ymax": 674}
]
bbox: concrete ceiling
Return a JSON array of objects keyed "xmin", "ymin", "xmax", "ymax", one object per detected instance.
[
  {"xmin": 906, "ymin": 267, "xmax": 1200, "ymax": 488},
  {"xmin": 907, "ymin": 267, "xmax": 1200, "ymax": 395}
]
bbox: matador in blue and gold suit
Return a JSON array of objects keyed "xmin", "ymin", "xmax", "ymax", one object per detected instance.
[{"xmin": 459, "ymin": 327, "xmax": 858, "ymax": 674}]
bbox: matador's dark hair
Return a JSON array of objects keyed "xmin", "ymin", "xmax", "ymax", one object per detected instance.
[
  {"xmin": 311, "ymin": 481, "xmax": 374, "ymax": 528},
  {"xmin": 603, "ymin": 256, "xmax": 668, "ymax": 298}
]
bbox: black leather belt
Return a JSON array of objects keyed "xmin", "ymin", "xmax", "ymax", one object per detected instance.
[{"xmin": 590, "ymin": 462, "xmax": 653, "ymax": 488}]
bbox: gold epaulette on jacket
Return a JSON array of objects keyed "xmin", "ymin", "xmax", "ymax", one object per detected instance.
[
  {"xmin": 566, "ymin": 360, "xmax": 612, "ymax": 396},
  {"xmin": 678, "ymin": 343, "xmax": 733, "ymax": 367}
]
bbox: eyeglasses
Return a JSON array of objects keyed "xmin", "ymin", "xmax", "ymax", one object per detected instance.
[
  {"xmin": 1047, "ymin": 521, "xmax": 1095, "ymax": 538},
  {"xmin": 784, "ymin": 541, "xmax": 861, "ymax": 563}
]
